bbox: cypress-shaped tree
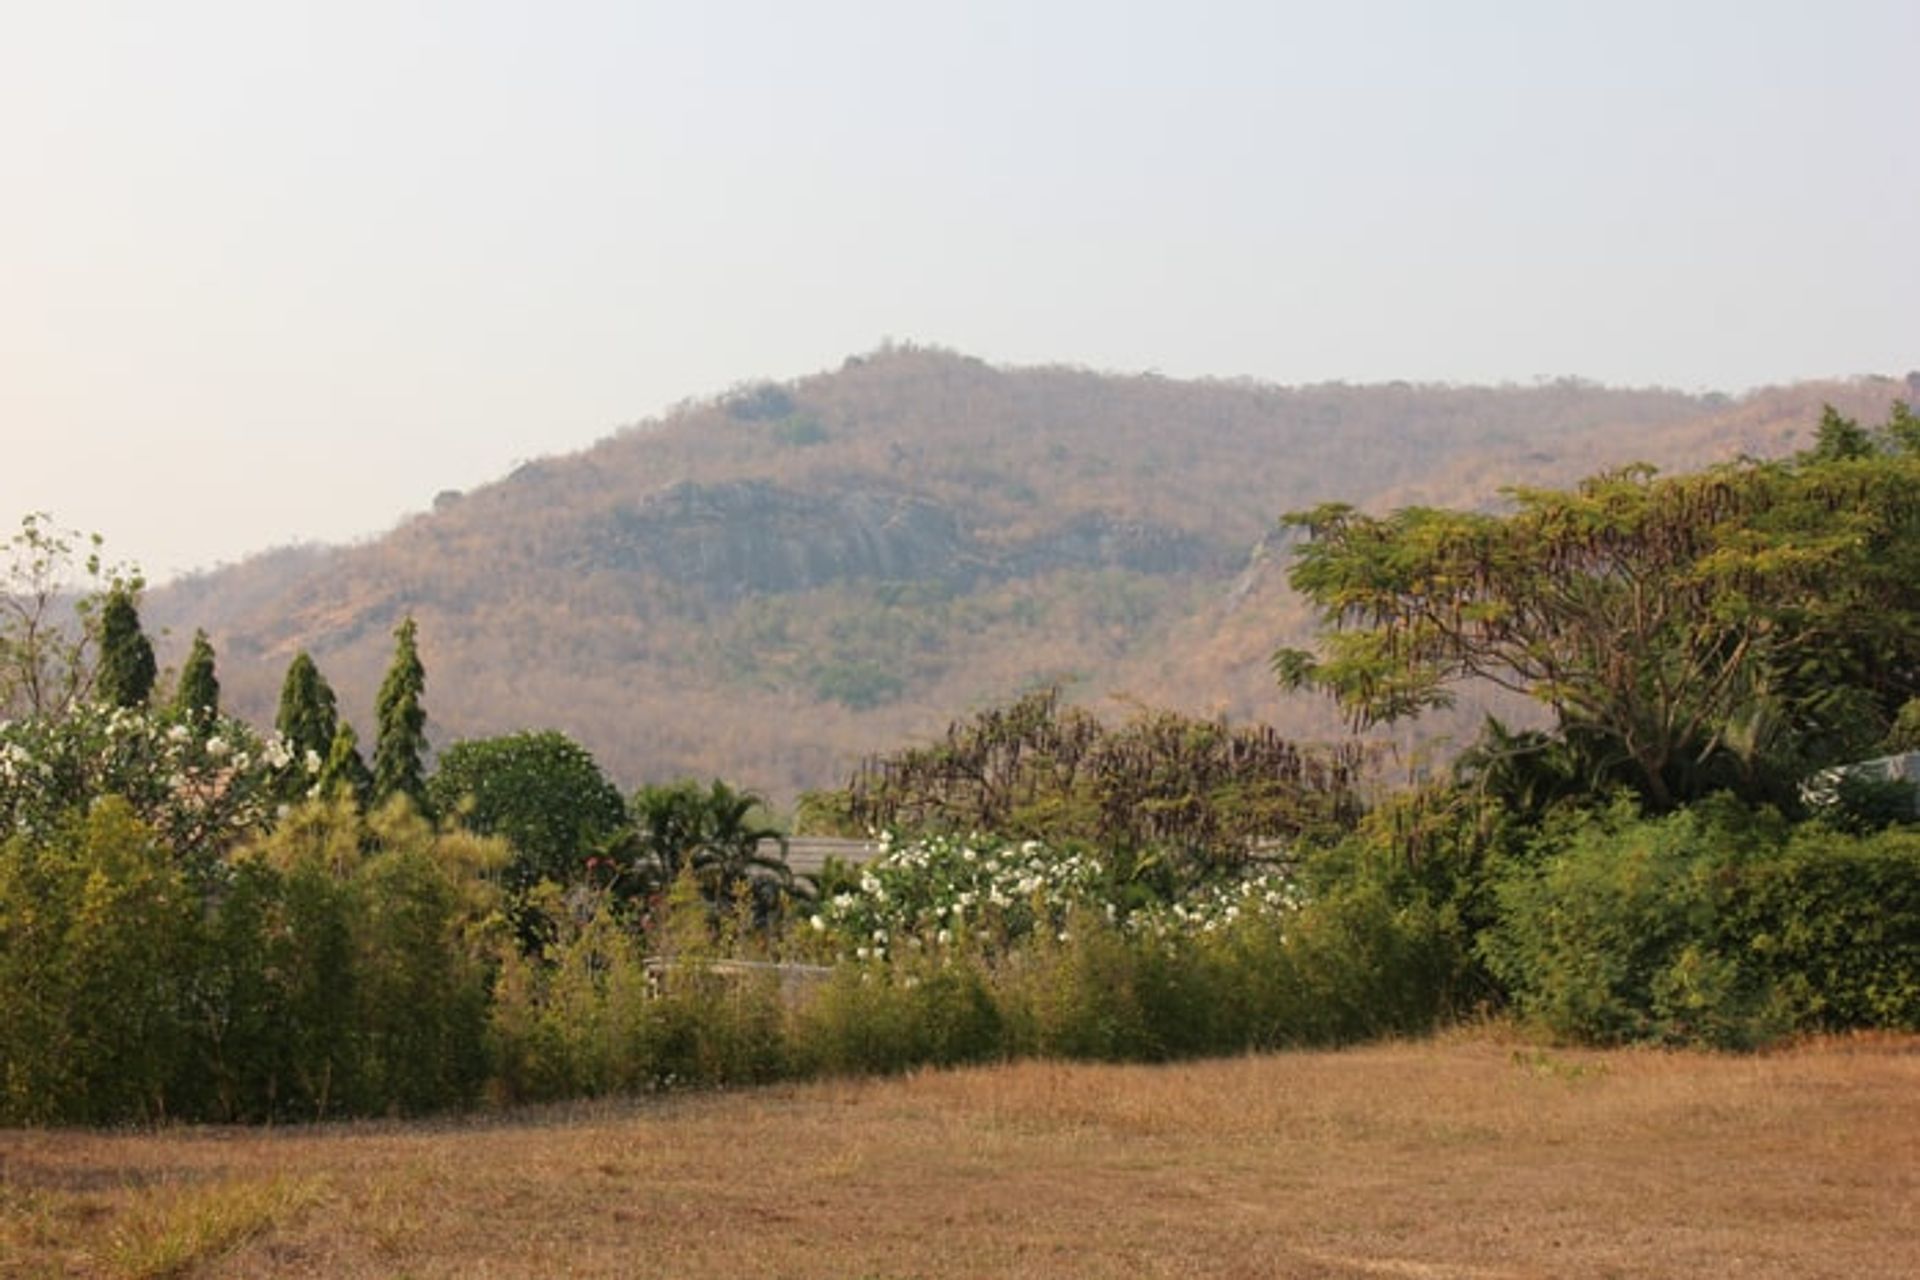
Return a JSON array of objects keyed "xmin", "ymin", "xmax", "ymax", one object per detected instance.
[
  {"xmin": 275, "ymin": 652, "xmax": 340, "ymax": 784},
  {"xmin": 95, "ymin": 586, "xmax": 157, "ymax": 708},
  {"xmin": 317, "ymin": 721, "xmax": 374, "ymax": 810},
  {"xmin": 173, "ymin": 629, "xmax": 220, "ymax": 723},
  {"xmin": 372, "ymin": 617, "xmax": 429, "ymax": 811}
]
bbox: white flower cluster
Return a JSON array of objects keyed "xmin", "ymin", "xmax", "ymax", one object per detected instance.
[
  {"xmin": 811, "ymin": 833, "xmax": 1108, "ymax": 959},
  {"xmin": 809, "ymin": 829, "xmax": 1312, "ymax": 962},
  {"xmin": 0, "ymin": 703, "xmax": 292, "ymax": 859},
  {"xmin": 1124, "ymin": 867, "xmax": 1305, "ymax": 940}
]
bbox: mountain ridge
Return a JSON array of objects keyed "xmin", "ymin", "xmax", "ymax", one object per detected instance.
[{"xmin": 147, "ymin": 346, "xmax": 1915, "ymax": 801}]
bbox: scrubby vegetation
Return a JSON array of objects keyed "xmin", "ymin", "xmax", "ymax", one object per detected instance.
[
  {"xmin": 3, "ymin": 403, "xmax": 1918, "ymax": 1126},
  {"xmin": 145, "ymin": 350, "xmax": 1910, "ymax": 798}
]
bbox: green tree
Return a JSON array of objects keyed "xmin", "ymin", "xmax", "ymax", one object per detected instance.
[
  {"xmin": 173, "ymin": 629, "xmax": 220, "ymax": 723},
  {"xmin": 428, "ymin": 730, "xmax": 628, "ymax": 893},
  {"xmin": 95, "ymin": 586, "xmax": 156, "ymax": 708},
  {"xmin": 275, "ymin": 652, "xmax": 339, "ymax": 801},
  {"xmin": 317, "ymin": 721, "xmax": 374, "ymax": 810},
  {"xmin": 372, "ymin": 617, "xmax": 429, "ymax": 811},
  {"xmin": 631, "ymin": 778, "xmax": 791, "ymax": 905},
  {"xmin": 1276, "ymin": 409, "xmax": 1920, "ymax": 809}
]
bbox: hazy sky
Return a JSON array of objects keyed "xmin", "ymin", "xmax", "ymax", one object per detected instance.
[{"xmin": 5, "ymin": 1, "xmax": 1915, "ymax": 581}]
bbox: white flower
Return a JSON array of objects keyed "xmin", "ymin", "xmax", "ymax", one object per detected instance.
[
  {"xmin": 205, "ymin": 736, "xmax": 230, "ymax": 760},
  {"xmin": 304, "ymin": 749, "xmax": 322, "ymax": 775}
]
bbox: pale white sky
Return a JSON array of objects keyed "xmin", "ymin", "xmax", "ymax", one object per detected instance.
[{"xmin": 3, "ymin": 1, "xmax": 1915, "ymax": 580}]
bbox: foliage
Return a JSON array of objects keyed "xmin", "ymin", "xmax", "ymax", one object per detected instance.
[
  {"xmin": 1277, "ymin": 410, "xmax": 1920, "ymax": 809},
  {"xmin": 1, "ymin": 512, "xmax": 140, "ymax": 720},
  {"xmin": 810, "ymin": 833, "xmax": 1113, "ymax": 958},
  {"xmin": 1480, "ymin": 799, "xmax": 1920, "ymax": 1047},
  {"xmin": 0, "ymin": 702, "xmax": 292, "ymax": 869},
  {"xmin": 1727, "ymin": 824, "xmax": 1920, "ymax": 1030},
  {"xmin": 173, "ymin": 628, "xmax": 220, "ymax": 723},
  {"xmin": 316, "ymin": 721, "xmax": 373, "ymax": 809},
  {"xmin": 273, "ymin": 652, "xmax": 339, "ymax": 778},
  {"xmin": 0, "ymin": 800, "xmax": 198, "ymax": 1123},
  {"xmin": 373, "ymin": 617, "xmax": 430, "ymax": 812},
  {"xmin": 428, "ymin": 729, "xmax": 629, "ymax": 894},
  {"xmin": 0, "ymin": 796, "xmax": 508, "ymax": 1123},
  {"xmin": 628, "ymin": 778, "xmax": 792, "ymax": 910},
  {"xmin": 95, "ymin": 585, "xmax": 157, "ymax": 708},
  {"xmin": 835, "ymin": 688, "xmax": 1366, "ymax": 878}
]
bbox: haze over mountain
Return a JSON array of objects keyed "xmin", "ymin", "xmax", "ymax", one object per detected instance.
[{"xmin": 147, "ymin": 347, "xmax": 1915, "ymax": 802}]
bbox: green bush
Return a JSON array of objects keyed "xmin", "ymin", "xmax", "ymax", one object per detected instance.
[
  {"xmin": 1730, "ymin": 825, "xmax": 1920, "ymax": 1030},
  {"xmin": 790, "ymin": 955, "xmax": 1001, "ymax": 1077},
  {"xmin": 0, "ymin": 797, "xmax": 508, "ymax": 1124},
  {"xmin": 1481, "ymin": 799, "xmax": 1919, "ymax": 1047},
  {"xmin": 0, "ymin": 801, "xmax": 199, "ymax": 1124}
]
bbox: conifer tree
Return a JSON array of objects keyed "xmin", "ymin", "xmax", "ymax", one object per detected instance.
[
  {"xmin": 95, "ymin": 586, "xmax": 156, "ymax": 708},
  {"xmin": 275, "ymin": 652, "xmax": 340, "ymax": 773},
  {"xmin": 173, "ymin": 629, "xmax": 220, "ymax": 723},
  {"xmin": 372, "ymin": 617, "xmax": 429, "ymax": 811},
  {"xmin": 318, "ymin": 721, "xmax": 374, "ymax": 810}
]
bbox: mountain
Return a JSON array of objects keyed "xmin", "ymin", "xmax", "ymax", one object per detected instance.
[{"xmin": 147, "ymin": 346, "xmax": 1914, "ymax": 802}]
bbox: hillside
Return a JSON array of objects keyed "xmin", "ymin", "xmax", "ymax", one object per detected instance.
[{"xmin": 148, "ymin": 346, "xmax": 1915, "ymax": 801}]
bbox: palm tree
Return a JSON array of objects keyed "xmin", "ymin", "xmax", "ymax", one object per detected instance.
[{"xmin": 630, "ymin": 779, "xmax": 792, "ymax": 911}]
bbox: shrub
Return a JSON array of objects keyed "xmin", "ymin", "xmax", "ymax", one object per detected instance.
[
  {"xmin": 0, "ymin": 800, "xmax": 199, "ymax": 1123},
  {"xmin": 1481, "ymin": 799, "xmax": 1918, "ymax": 1047},
  {"xmin": 1729, "ymin": 825, "xmax": 1920, "ymax": 1030}
]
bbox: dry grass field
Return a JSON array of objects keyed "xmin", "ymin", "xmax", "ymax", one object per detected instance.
[{"xmin": 4, "ymin": 1031, "xmax": 1916, "ymax": 1279}]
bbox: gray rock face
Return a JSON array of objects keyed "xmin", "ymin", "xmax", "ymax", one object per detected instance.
[
  {"xmin": 596, "ymin": 481, "xmax": 980, "ymax": 595},
  {"xmin": 1004, "ymin": 512, "xmax": 1220, "ymax": 577},
  {"xmin": 589, "ymin": 480, "xmax": 1215, "ymax": 596}
]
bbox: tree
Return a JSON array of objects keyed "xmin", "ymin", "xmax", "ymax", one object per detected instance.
[
  {"xmin": 1, "ymin": 513, "xmax": 140, "ymax": 719},
  {"xmin": 630, "ymin": 778, "xmax": 791, "ymax": 905},
  {"xmin": 427, "ymin": 730, "xmax": 628, "ymax": 893},
  {"xmin": 372, "ymin": 617, "xmax": 429, "ymax": 811},
  {"xmin": 173, "ymin": 630, "xmax": 220, "ymax": 723},
  {"xmin": 317, "ymin": 722, "xmax": 374, "ymax": 810},
  {"xmin": 275, "ymin": 652, "xmax": 340, "ymax": 799},
  {"xmin": 95, "ymin": 586, "xmax": 156, "ymax": 709},
  {"xmin": 830, "ymin": 687, "xmax": 1367, "ymax": 872},
  {"xmin": 1275, "ymin": 408, "xmax": 1920, "ymax": 809}
]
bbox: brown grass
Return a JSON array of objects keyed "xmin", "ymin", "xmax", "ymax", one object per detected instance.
[{"xmin": 4, "ymin": 1031, "xmax": 1917, "ymax": 1278}]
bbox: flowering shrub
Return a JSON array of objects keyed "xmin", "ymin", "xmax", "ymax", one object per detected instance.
[
  {"xmin": 811, "ymin": 833, "xmax": 1109, "ymax": 958},
  {"xmin": 0, "ymin": 703, "xmax": 301, "ymax": 865},
  {"xmin": 1124, "ymin": 866, "xmax": 1306, "ymax": 941},
  {"xmin": 809, "ymin": 833, "xmax": 1307, "ymax": 958}
]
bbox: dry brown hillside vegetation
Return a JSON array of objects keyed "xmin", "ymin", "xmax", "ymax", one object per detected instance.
[{"xmin": 148, "ymin": 347, "xmax": 1917, "ymax": 800}]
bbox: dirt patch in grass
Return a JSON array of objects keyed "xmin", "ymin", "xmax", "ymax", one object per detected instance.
[{"xmin": 3, "ymin": 1031, "xmax": 1916, "ymax": 1278}]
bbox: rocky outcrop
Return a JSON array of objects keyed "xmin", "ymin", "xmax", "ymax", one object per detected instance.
[
  {"xmin": 587, "ymin": 480, "xmax": 1219, "ymax": 596},
  {"xmin": 1005, "ymin": 512, "xmax": 1221, "ymax": 577},
  {"xmin": 594, "ymin": 481, "xmax": 982, "ymax": 595}
]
